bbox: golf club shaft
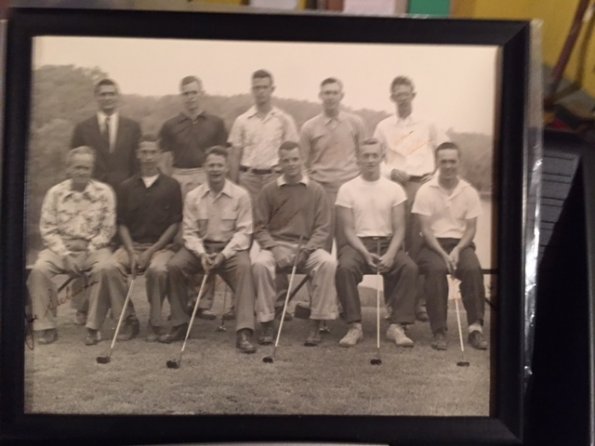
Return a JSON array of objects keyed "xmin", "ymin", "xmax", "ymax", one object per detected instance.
[
  {"xmin": 180, "ymin": 273, "xmax": 209, "ymax": 355},
  {"xmin": 108, "ymin": 277, "xmax": 136, "ymax": 351},
  {"xmin": 451, "ymin": 276, "xmax": 466, "ymax": 354},
  {"xmin": 220, "ymin": 280, "xmax": 228, "ymax": 326},
  {"xmin": 376, "ymin": 239, "xmax": 381, "ymax": 351},
  {"xmin": 273, "ymin": 234, "xmax": 304, "ymax": 349}
]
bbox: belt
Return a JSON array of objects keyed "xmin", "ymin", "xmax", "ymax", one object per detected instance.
[
  {"xmin": 360, "ymin": 236, "xmax": 392, "ymax": 242},
  {"xmin": 409, "ymin": 174, "xmax": 431, "ymax": 182},
  {"xmin": 240, "ymin": 165, "xmax": 276, "ymax": 175}
]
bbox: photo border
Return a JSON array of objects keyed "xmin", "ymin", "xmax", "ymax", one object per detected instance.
[{"xmin": 1, "ymin": 7, "xmax": 532, "ymax": 444}]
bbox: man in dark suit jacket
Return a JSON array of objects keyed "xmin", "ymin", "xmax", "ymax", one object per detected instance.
[
  {"xmin": 69, "ymin": 78, "xmax": 141, "ymax": 328},
  {"xmin": 71, "ymin": 78, "xmax": 141, "ymax": 187}
]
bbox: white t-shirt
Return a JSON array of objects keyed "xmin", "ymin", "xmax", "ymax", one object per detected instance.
[
  {"xmin": 335, "ymin": 175, "xmax": 406, "ymax": 237},
  {"xmin": 412, "ymin": 176, "xmax": 481, "ymax": 239}
]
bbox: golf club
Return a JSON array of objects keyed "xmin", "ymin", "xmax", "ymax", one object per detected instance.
[
  {"xmin": 216, "ymin": 280, "xmax": 228, "ymax": 332},
  {"xmin": 263, "ymin": 235, "xmax": 303, "ymax": 364},
  {"xmin": 96, "ymin": 277, "xmax": 136, "ymax": 364},
  {"xmin": 370, "ymin": 238, "xmax": 382, "ymax": 366},
  {"xmin": 450, "ymin": 276, "xmax": 470, "ymax": 367},
  {"xmin": 166, "ymin": 273, "xmax": 209, "ymax": 369}
]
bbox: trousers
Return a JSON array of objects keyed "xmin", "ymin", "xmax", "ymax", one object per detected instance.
[
  {"xmin": 416, "ymin": 238, "xmax": 485, "ymax": 334},
  {"xmin": 166, "ymin": 247, "xmax": 255, "ymax": 332},
  {"xmin": 336, "ymin": 238, "xmax": 418, "ymax": 325},
  {"xmin": 252, "ymin": 241, "xmax": 338, "ymax": 323}
]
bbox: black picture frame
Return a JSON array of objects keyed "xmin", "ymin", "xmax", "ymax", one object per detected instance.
[{"xmin": 1, "ymin": 7, "xmax": 532, "ymax": 445}]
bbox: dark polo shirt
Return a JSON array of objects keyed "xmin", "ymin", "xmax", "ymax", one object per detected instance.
[
  {"xmin": 158, "ymin": 112, "xmax": 228, "ymax": 168},
  {"xmin": 117, "ymin": 174, "xmax": 183, "ymax": 244}
]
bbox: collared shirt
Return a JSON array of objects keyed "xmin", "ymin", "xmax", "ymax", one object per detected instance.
[
  {"xmin": 96, "ymin": 111, "xmax": 119, "ymax": 151},
  {"xmin": 183, "ymin": 179, "xmax": 252, "ymax": 259},
  {"xmin": 117, "ymin": 173, "xmax": 183, "ymax": 244},
  {"xmin": 374, "ymin": 114, "xmax": 446, "ymax": 177},
  {"xmin": 300, "ymin": 110, "xmax": 366, "ymax": 185},
  {"xmin": 159, "ymin": 111, "xmax": 228, "ymax": 168},
  {"xmin": 228, "ymin": 105, "xmax": 299, "ymax": 169},
  {"xmin": 254, "ymin": 174, "xmax": 330, "ymax": 253},
  {"xmin": 336, "ymin": 175, "xmax": 406, "ymax": 237},
  {"xmin": 39, "ymin": 179, "xmax": 116, "ymax": 257},
  {"xmin": 411, "ymin": 175, "xmax": 482, "ymax": 239}
]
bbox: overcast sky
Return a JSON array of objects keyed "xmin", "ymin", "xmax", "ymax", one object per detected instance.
[{"xmin": 34, "ymin": 36, "xmax": 500, "ymax": 135}]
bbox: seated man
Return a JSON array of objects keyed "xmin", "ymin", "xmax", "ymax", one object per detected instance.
[
  {"xmin": 335, "ymin": 139, "xmax": 418, "ymax": 348},
  {"xmin": 27, "ymin": 146, "xmax": 116, "ymax": 345},
  {"xmin": 252, "ymin": 141, "xmax": 338, "ymax": 346},
  {"xmin": 412, "ymin": 142, "xmax": 488, "ymax": 351},
  {"xmin": 106, "ymin": 136, "xmax": 182, "ymax": 342},
  {"xmin": 160, "ymin": 146, "xmax": 257, "ymax": 353}
]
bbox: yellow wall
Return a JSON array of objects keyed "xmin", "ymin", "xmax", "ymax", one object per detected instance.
[{"xmin": 452, "ymin": 0, "xmax": 595, "ymax": 97}]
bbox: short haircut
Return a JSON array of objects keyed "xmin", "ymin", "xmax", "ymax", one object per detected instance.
[
  {"xmin": 205, "ymin": 145, "xmax": 229, "ymax": 161},
  {"xmin": 94, "ymin": 78, "xmax": 118, "ymax": 95},
  {"xmin": 357, "ymin": 138, "xmax": 383, "ymax": 156},
  {"xmin": 278, "ymin": 140, "xmax": 300, "ymax": 155},
  {"xmin": 68, "ymin": 146, "xmax": 96, "ymax": 166},
  {"xmin": 139, "ymin": 134, "xmax": 158, "ymax": 144},
  {"xmin": 390, "ymin": 76, "xmax": 415, "ymax": 93},
  {"xmin": 435, "ymin": 141, "xmax": 461, "ymax": 157},
  {"xmin": 180, "ymin": 75, "xmax": 202, "ymax": 90},
  {"xmin": 252, "ymin": 69, "xmax": 273, "ymax": 84},
  {"xmin": 320, "ymin": 77, "xmax": 343, "ymax": 89}
]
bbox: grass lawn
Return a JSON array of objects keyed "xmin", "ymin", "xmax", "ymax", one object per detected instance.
[{"xmin": 25, "ymin": 277, "xmax": 491, "ymax": 416}]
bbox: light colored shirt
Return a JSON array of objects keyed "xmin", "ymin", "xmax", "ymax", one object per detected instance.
[
  {"xmin": 412, "ymin": 175, "xmax": 482, "ymax": 239},
  {"xmin": 183, "ymin": 179, "xmax": 252, "ymax": 259},
  {"xmin": 373, "ymin": 113, "xmax": 446, "ymax": 177},
  {"xmin": 39, "ymin": 179, "xmax": 116, "ymax": 257},
  {"xmin": 300, "ymin": 110, "xmax": 366, "ymax": 185},
  {"xmin": 335, "ymin": 175, "xmax": 406, "ymax": 237},
  {"xmin": 96, "ymin": 111, "xmax": 119, "ymax": 152},
  {"xmin": 228, "ymin": 105, "xmax": 299, "ymax": 169}
]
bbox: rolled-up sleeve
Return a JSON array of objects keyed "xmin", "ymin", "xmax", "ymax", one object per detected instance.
[{"xmin": 183, "ymin": 191, "xmax": 206, "ymax": 257}]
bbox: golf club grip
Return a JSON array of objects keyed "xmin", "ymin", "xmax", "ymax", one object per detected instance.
[
  {"xmin": 109, "ymin": 278, "xmax": 136, "ymax": 351},
  {"xmin": 181, "ymin": 273, "xmax": 209, "ymax": 354}
]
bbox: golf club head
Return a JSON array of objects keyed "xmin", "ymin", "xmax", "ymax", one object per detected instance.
[
  {"xmin": 262, "ymin": 356, "xmax": 274, "ymax": 363},
  {"xmin": 370, "ymin": 358, "xmax": 382, "ymax": 366},
  {"xmin": 457, "ymin": 361, "xmax": 470, "ymax": 367},
  {"xmin": 96, "ymin": 356, "xmax": 111, "ymax": 364},
  {"xmin": 166, "ymin": 359, "xmax": 180, "ymax": 369}
]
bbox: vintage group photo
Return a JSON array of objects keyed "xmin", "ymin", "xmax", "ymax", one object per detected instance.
[{"xmin": 24, "ymin": 35, "xmax": 499, "ymax": 416}]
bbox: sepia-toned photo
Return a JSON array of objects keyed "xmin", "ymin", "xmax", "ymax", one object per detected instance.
[{"xmin": 24, "ymin": 35, "xmax": 499, "ymax": 416}]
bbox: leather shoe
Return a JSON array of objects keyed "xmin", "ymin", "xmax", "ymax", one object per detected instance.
[
  {"xmin": 222, "ymin": 308, "xmax": 236, "ymax": 321},
  {"xmin": 468, "ymin": 330, "xmax": 488, "ymax": 350},
  {"xmin": 304, "ymin": 331, "xmax": 321, "ymax": 346},
  {"xmin": 158, "ymin": 323, "xmax": 188, "ymax": 344},
  {"xmin": 236, "ymin": 329, "xmax": 257, "ymax": 354},
  {"xmin": 38, "ymin": 328, "xmax": 58, "ymax": 345},
  {"xmin": 431, "ymin": 331, "xmax": 448, "ymax": 350},
  {"xmin": 146, "ymin": 324, "xmax": 161, "ymax": 342},
  {"xmin": 415, "ymin": 307, "xmax": 429, "ymax": 322},
  {"xmin": 197, "ymin": 309, "xmax": 217, "ymax": 320},
  {"xmin": 117, "ymin": 319, "xmax": 140, "ymax": 341},
  {"xmin": 258, "ymin": 321, "xmax": 275, "ymax": 345}
]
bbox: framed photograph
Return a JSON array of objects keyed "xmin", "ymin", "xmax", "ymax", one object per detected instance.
[{"xmin": 1, "ymin": 5, "xmax": 535, "ymax": 445}]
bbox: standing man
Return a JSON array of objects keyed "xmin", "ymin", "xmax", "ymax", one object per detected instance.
[
  {"xmin": 159, "ymin": 75, "xmax": 228, "ymax": 196},
  {"xmin": 335, "ymin": 139, "xmax": 418, "ymax": 348},
  {"xmin": 373, "ymin": 76, "xmax": 446, "ymax": 321},
  {"xmin": 70, "ymin": 78, "xmax": 141, "ymax": 325},
  {"xmin": 228, "ymin": 69, "xmax": 299, "ymax": 203},
  {"xmin": 300, "ymin": 77, "xmax": 367, "ymax": 251},
  {"xmin": 71, "ymin": 78, "xmax": 141, "ymax": 188},
  {"xmin": 252, "ymin": 141, "xmax": 338, "ymax": 346},
  {"xmin": 102, "ymin": 137, "xmax": 182, "ymax": 342},
  {"xmin": 412, "ymin": 142, "xmax": 488, "ymax": 351},
  {"xmin": 27, "ymin": 146, "xmax": 116, "ymax": 345},
  {"xmin": 161, "ymin": 146, "xmax": 257, "ymax": 354}
]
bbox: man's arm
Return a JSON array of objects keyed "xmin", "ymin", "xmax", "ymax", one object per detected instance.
[
  {"xmin": 448, "ymin": 217, "xmax": 477, "ymax": 267},
  {"xmin": 378, "ymin": 202, "xmax": 406, "ymax": 272},
  {"xmin": 158, "ymin": 122, "xmax": 174, "ymax": 176},
  {"xmin": 336, "ymin": 205, "xmax": 375, "ymax": 268},
  {"xmin": 88, "ymin": 186, "xmax": 116, "ymax": 252},
  {"xmin": 253, "ymin": 186, "xmax": 277, "ymax": 250},
  {"xmin": 227, "ymin": 118, "xmax": 244, "ymax": 183},
  {"xmin": 418, "ymin": 214, "xmax": 455, "ymax": 273},
  {"xmin": 182, "ymin": 192, "xmax": 206, "ymax": 258},
  {"xmin": 39, "ymin": 188, "xmax": 69, "ymax": 257},
  {"xmin": 299, "ymin": 123, "xmax": 313, "ymax": 173},
  {"xmin": 303, "ymin": 186, "xmax": 331, "ymax": 253},
  {"xmin": 70, "ymin": 122, "xmax": 84, "ymax": 149},
  {"xmin": 220, "ymin": 192, "xmax": 252, "ymax": 260}
]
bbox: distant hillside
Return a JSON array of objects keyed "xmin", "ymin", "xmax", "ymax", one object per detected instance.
[{"xmin": 26, "ymin": 65, "xmax": 494, "ymax": 251}]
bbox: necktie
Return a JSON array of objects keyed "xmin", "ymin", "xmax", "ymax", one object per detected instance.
[{"xmin": 103, "ymin": 116, "xmax": 111, "ymax": 151}]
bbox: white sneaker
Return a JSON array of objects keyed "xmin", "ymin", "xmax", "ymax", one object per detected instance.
[
  {"xmin": 386, "ymin": 324, "xmax": 414, "ymax": 348},
  {"xmin": 339, "ymin": 324, "xmax": 363, "ymax": 347}
]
